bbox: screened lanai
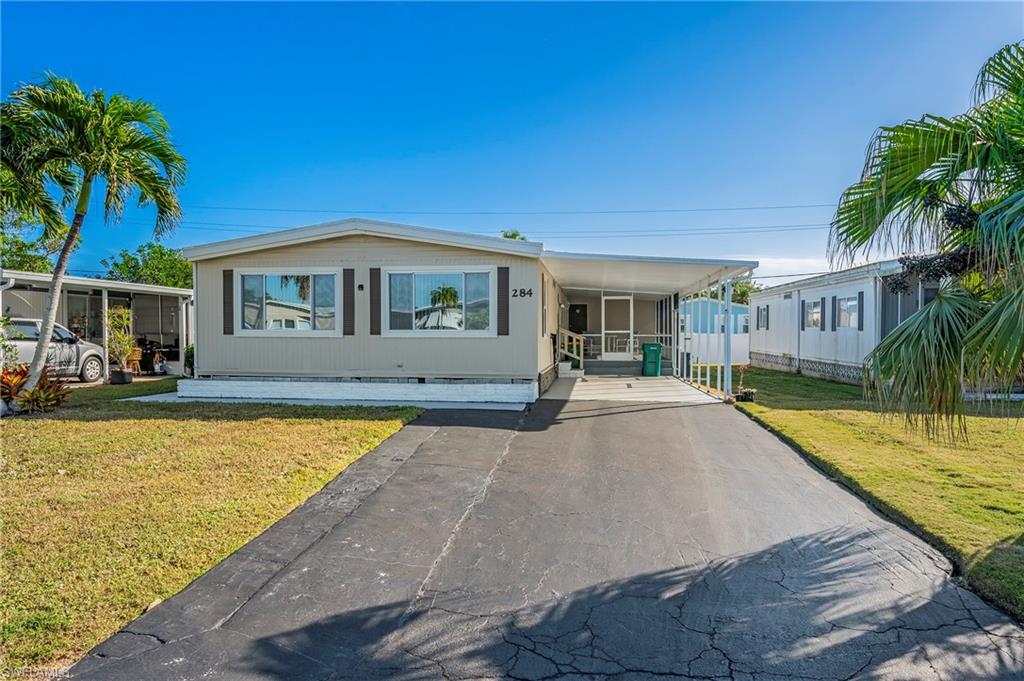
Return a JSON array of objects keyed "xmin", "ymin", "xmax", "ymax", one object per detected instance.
[{"xmin": 0, "ymin": 269, "xmax": 194, "ymax": 377}]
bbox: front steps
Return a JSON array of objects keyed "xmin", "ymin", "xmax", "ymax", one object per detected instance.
[{"xmin": 560, "ymin": 359, "xmax": 675, "ymax": 377}]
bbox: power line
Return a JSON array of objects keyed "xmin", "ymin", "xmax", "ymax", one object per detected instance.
[
  {"xmin": 114, "ymin": 217, "xmax": 832, "ymax": 238},
  {"xmin": 183, "ymin": 202, "xmax": 835, "ymax": 217}
]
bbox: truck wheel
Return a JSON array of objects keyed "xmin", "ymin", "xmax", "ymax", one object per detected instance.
[{"xmin": 80, "ymin": 356, "xmax": 103, "ymax": 383}]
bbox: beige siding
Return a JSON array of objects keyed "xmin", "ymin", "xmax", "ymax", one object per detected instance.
[
  {"xmin": 536, "ymin": 262, "xmax": 568, "ymax": 373},
  {"xmin": 195, "ymin": 235, "xmax": 540, "ymax": 378}
]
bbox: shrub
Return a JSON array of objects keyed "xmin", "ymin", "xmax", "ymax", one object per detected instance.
[
  {"xmin": 184, "ymin": 344, "xmax": 194, "ymax": 375},
  {"xmin": 16, "ymin": 370, "xmax": 71, "ymax": 413},
  {"xmin": 2, "ymin": 365, "xmax": 30, "ymax": 403}
]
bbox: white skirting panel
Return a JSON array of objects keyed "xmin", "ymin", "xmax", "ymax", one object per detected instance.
[{"xmin": 177, "ymin": 378, "xmax": 539, "ymax": 404}]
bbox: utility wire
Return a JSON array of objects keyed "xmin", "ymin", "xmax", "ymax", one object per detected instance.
[{"xmin": 183, "ymin": 202, "xmax": 835, "ymax": 217}]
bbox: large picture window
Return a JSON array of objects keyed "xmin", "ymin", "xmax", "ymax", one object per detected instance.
[
  {"xmin": 386, "ymin": 269, "xmax": 493, "ymax": 334},
  {"xmin": 239, "ymin": 272, "xmax": 337, "ymax": 333}
]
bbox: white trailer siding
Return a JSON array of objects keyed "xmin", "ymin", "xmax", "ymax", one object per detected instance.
[{"xmin": 749, "ymin": 261, "xmax": 902, "ymax": 383}]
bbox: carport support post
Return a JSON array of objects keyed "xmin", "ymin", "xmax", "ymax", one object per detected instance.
[
  {"xmin": 705, "ymin": 285, "xmax": 712, "ymax": 391},
  {"xmin": 716, "ymin": 283, "xmax": 723, "ymax": 395},
  {"xmin": 101, "ymin": 289, "xmax": 109, "ymax": 381},
  {"xmin": 723, "ymin": 279, "xmax": 733, "ymax": 397}
]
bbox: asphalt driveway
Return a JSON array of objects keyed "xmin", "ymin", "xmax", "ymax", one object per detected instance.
[{"xmin": 72, "ymin": 399, "xmax": 1024, "ymax": 680}]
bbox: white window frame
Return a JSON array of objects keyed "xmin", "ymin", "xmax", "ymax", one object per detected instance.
[
  {"xmin": 381, "ymin": 265, "xmax": 498, "ymax": 338},
  {"xmin": 234, "ymin": 268, "xmax": 342, "ymax": 338}
]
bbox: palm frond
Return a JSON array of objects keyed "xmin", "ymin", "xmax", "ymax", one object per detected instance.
[
  {"xmin": 964, "ymin": 282, "xmax": 1024, "ymax": 399},
  {"xmin": 865, "ymin": 283, "xmax": 982, "ymax": 440},
  {"xmin": 974, "ymin": 41, "xmax": 1024, "ymax": 103}
]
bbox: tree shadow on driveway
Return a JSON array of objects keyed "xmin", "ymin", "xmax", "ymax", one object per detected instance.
[{"xmin": 236, "ymin": 527, "xmax": 1024, "ymax": 681}]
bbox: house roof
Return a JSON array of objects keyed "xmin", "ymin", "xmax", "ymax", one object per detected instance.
[
  {"xmin": 181, "ymin": 218, "xmax": 757, "ymax": 295},
  {"xmin": 751, "ymin": 258, "xmax": 904, "ymax": 298},
  {"xmin": 0, "ymin": 269, "xmax": 193, "ymax": 297},
  {"xmin": 181, "ymin": 218, "xmax": 544, "ymax": 261}
]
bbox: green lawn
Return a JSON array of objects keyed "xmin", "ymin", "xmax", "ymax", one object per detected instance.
[
  {"xmin": 1, "ymin": 379, "xmax": 420, "ymax": 673},
  {"xmin": 733, "ymin": 366, "xmax": 1023, "ymax": 621}
]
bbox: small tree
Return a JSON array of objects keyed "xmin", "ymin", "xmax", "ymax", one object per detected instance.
[
  {"xmin": 101, "ymin": 241, "xmax": 192, "ymax": 288},
  {"xmin": 500, "ymin": 229, "xmax": 526, "ymax": 240},
  {"xmin": 105, "ymin": 307, "xmax": 136, "ymax": 374}
]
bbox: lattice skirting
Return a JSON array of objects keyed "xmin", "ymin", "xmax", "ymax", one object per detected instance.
[{"xmin": 750, "ymin": 352, "xmax": 863, "ymax": 385}]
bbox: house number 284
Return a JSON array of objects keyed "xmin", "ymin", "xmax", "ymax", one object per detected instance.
[{"xmin": 511, "ymin": 288, "xmax": 533, "ymax": 298}]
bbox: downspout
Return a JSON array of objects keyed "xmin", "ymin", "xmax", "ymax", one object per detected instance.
[{"xmin": 795, "ymin": 288, "xmax": 801, "ymax": 374}]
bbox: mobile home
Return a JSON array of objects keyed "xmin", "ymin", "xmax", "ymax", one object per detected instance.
[
  {"xmin": 181, "ymin": 219, "xmax": 757, "ymax": 403},
  {"xmin": 748, "ymin": 259, "xmax": 938, "ymax": 383}
]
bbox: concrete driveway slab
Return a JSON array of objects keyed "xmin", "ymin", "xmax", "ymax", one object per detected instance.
[{"xmin": 71, "ymin": 400, "xmax": 1023, "ymax": 680}]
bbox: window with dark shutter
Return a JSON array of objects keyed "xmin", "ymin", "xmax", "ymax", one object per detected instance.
[
  {"xmin": 857, "ymin": 291, "xmax": 865, "ymax": 331},
  {"xmin": 369, "ymin": 268, "xmax": 381, "ymax": 335},
  {"xmin": 222, "ymin": 270, "xmax": 234, "ymax": 335},
  {"xmin": 497, "ymin": 267, "xmax": 509, "ymax": 336},
  {"xmin": 820, "ymin": 296, "xmax": 827, "ymax": 331},
  {"xmin": 800, "ymin": 300, "xmax": 806, "ymax": 331},
  {"xmin": 343, "ymin": 268, "xmax": 355, "ymax": 336}
]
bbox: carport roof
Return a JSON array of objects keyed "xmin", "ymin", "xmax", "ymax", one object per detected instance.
[{"xmin": 540, "ymin": 251, "xmax": 757, "ymax": 296}]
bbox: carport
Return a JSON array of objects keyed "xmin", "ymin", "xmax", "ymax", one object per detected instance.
[
  {"xmin": 540, "ymin": 250, "xmax": 756, "ymax": 398},
  {"xmin": 0, "ymin": 269, "xmax": 194, "ymax": 377}
]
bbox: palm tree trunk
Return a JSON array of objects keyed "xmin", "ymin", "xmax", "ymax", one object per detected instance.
[{"xmin": 24, "ymin": 177, "xmax": 93, "ymax": 391}]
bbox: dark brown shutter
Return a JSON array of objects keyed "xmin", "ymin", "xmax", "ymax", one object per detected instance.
[
  {"xmin": 857, "ymin": 291, "xmax": 865, "ymax": 331},
  {"xmin": 819, "ymin": 296, "xmax": 826, "ymax": 330},
  {"xmin": 497, "ymin": 267, "xmax": 510, "ymax": 336},
  {"xmin": 765, "ymin": 304, "xmax": 769, "ymax": 331},
  {"xmin": 831, "ymin": 296, "xmax": 837, "ymax": 332},
  {"xmin": 369, "ymin": 268, "xmax": 381, "ymax": 335},
  {"xmin": 800, "ymin": 300, "xmax": 806, "ymax": 331},
  {"xmin": 343, "ymin": 268, "xmax": 355, "ymax": 336},
  {"xmin": 222, "ymin": 269, "xmax": 234, "ymax": 335}
]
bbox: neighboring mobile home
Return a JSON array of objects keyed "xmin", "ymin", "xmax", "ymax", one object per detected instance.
[
  {"xmin": 180, "ymin": 219, "xmax": 756, "ymax": 403},
  {"xmin": 0, "ymin": 269, "xmax": 194, "ymax": 377},
  {"xmin": 748, "ymin": 259, "xmax": 938, "ymax": 383}
]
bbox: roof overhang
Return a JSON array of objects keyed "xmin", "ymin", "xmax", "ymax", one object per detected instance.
[
  {"xmin": 181, "ymin": 218, "xmax": 544, "ymax": 261},
  {"xmin": 0, "ymin": 269, "xmax": 193, "ymax": 296},
  {"xmin": 753, "ymin": 258, "xmax": 904, "ymax": 297},
  {"xmin": 541, "ymin": 251, "xmax": 757, "ymax": 297}
]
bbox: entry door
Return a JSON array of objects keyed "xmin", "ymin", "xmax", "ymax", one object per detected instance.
[
  {"xmin": 568, "ymin": 304, "xmax": 588, "ymax": 334},
  {"xmin": 602, "ymin": 295, "xmax": 633, "ymax": 360}
]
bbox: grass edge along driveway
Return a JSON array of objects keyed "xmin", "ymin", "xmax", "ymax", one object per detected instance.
[
  {"xmin": 1, "ymin": 378, "xmax": 421, "ymax": 673},
  {"xmin": 732, "ymin": 367, "xmax": 1023, "ymax": 623}
]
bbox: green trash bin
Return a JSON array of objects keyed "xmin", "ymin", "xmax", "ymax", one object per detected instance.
[{"xmin": 641, "ymin": 342, "xmax": 663, "ymax": 376}]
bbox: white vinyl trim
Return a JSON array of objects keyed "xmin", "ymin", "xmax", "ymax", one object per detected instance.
[
  {"xmin": 178, "ymin": 378, "xmax": 539, "ymax": 403},
  {"xmin": 233, "ymin": 268, "xmax": 343, "ymax": 338},
  {"xmin": 380, "ymin": 265, "xmax": 499, "ymax": 338}
]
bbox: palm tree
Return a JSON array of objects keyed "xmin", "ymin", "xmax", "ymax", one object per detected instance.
[
  {"xmin": 430, "ymin": 285, "xmax": 461, "ymax": 329},
  {"xmin": 2, "ymin": 74, "xmax": 186, "ymax": 390},
  {"xmin": 830, "ymin": 42, "xmax": 1024, "ymax": 438}
]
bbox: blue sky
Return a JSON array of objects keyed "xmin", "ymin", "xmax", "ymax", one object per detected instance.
[{"xmin": 2, "ymin": 2, "xmax": 1021, "ymax": 282}]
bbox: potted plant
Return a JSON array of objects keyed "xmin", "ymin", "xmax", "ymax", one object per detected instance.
[
  {"xmin": 735, "ymin": 364, "xmax": 757, "ymax": 402},
  {"xmin": 106, "ymin": 307, "xmax": 137, "ymax": 384}
]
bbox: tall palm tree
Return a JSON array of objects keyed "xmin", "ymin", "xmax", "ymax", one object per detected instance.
[
  {"xmin": 831, "ymin": 42, "xmax": 1024, "ymax": 438},
  {"xmin": 2, "ymin": 74, "xmax": 186, "ymax": 390}
]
